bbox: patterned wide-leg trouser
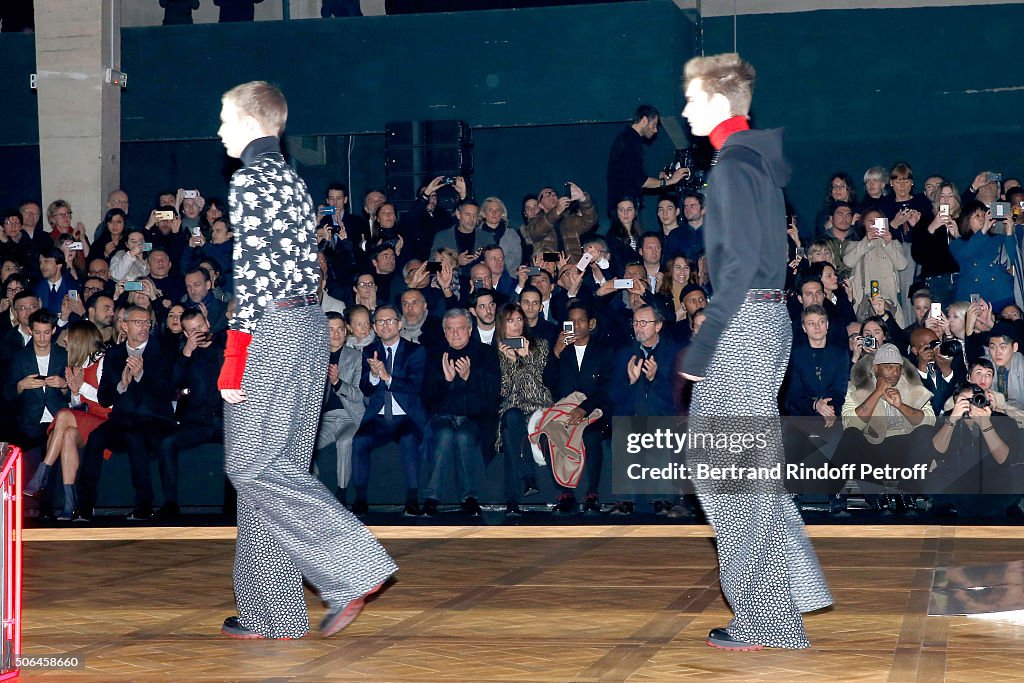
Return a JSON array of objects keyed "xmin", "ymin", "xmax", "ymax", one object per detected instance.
[
  {"xmin": 689, "ymin": 299, "xmax": 832, "ymax": 649},
  {"xmin": 224, "ymin": 305, "xmax": 398, "ymax": 638}
]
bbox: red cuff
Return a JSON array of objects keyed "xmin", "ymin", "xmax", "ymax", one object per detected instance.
[{"xmin": 217, "ymin": 330, "xmax": 253, "ymax": 391}]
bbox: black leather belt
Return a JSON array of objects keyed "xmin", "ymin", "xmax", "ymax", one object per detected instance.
[
  {"xmin": 266, "ymin": 293, "xmax": 319, "ymax": 311},
  {"xmin": 745, "ymin": 289, "xmax": 784, "ymax": 303}
]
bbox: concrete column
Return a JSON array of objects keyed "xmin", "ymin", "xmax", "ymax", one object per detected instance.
[{"xmin": 34, "ymin": 0, "xmax": 120, "ymax": 238}]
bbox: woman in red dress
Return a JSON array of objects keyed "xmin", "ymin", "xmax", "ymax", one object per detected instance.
[{"xmin": 23, "ymin": 321, "xmax": 109, "ymax": 520}]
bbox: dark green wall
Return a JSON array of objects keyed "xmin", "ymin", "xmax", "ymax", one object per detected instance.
[
  {"xmin": 9, "ymin": 2, "xmax": 1024, "ymax": 236},
  {"xmin": 702, "ymin": 4, "xmax": 1024, "ymax": 235}
]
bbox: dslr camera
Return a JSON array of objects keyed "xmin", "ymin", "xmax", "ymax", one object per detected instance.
[{"xmin": 970, "ymin": 387, "xmax": 991, "ymax": 409}]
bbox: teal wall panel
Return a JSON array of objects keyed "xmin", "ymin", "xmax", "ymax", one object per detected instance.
[{"xmin": 0, "ymin": 34, "xmax": 38, "ymax": 147}]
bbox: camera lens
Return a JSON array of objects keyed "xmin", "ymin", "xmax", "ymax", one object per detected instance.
[{"xmin": 971, "ymin": 389, "xmax": 990, "ymax": 409}]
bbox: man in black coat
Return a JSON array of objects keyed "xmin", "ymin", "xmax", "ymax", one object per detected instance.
[
  {"xmin": 154, "ymin": 309, "xmax": 226, "ymax": 519},
  {"xmin": 421, "ymin": 309, "xmax": 500, "ymax": 517},
  {"xmin": 77, "ymin": 305, "xmax": 176, "ymax": 521},
  {"xmin": 542, "ymin": 300, "xmax": 615, "ymax": 514}
]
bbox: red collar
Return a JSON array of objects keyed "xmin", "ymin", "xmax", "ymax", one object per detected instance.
[{"xmin": 709, "ymin": 116, "xmax": 750, "ymax": 150}]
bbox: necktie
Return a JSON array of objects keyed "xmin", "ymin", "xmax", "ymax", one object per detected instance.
[{"xmin": 384, "ymin": 346, "xmax": 394, "ymax": 419}]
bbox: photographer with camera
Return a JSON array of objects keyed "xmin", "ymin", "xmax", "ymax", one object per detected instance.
[
  {"xmin": 605, "ymin": 104, "xmax": 689, "ymax": 216},
  {"xmin": 929, "ymin": 381, "xmax": 1021, "ymax": 516},
  {"xmin": 909, "ymin": 327, "xmax": 966, "ymax": 415}
]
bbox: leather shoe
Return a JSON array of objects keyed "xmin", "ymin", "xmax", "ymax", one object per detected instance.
[
  {"xmin": 706, "ymin": 627, "xmax": 763, "ymax": 651},
  {"xmin": 505, "ymin": 503, "xmax": 523, "ymax": 517},
  {"xmin": 127, "ymin": 507, "xmax": 154, "ymax": 522},
  {"xmin": 582, "ymin": 493, "xmax": 601, "ymax": 514},
  {"xmin": 552, "ymin": 493, "xmax": 576, "ymax": 514},
  {"xmin": 522, "ymin": 479, "xmax": 539, "ymax": 498},
  {"xmin": 221, "ymin": 616, "xmax": 296, "ymax": 640},
  {"xmin": 461, "ymin": 497, "xmax": 482, "ymax": 516},
  {"xmin": 403, "ymin": 502, "xmax": 422, "ymax": 517},
  {"xmin": 423, "ymin": 499, "xmax": 439, "ymax": 517},
  {"xmin": 609, "ymin": 501, "xmax": 633, "ymax": 516},
  {"xmin": 350, "ymin": 499, "xmax": 369, "ymax": 516}
]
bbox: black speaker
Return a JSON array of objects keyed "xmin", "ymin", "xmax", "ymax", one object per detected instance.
[
  {"xmin": 385, "ymin": 120, "xmax": 472, "ymax": 148},
  {"xmin": 385, "ymin": 120, "xmax": 473, "ymax": 211},
  {"xmin": 385, "ymin": 146, "xmax": 473, "ymax": 176}
]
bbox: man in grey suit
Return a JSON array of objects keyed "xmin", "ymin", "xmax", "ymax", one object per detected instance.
[{"xmin": 315, "ymin": 312, "xmax": 367, "ymax": 503}]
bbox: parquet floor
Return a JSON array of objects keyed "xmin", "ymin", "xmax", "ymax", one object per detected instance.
[{"xmin": 19, "ymin": 524, "xmax": 1024, "ymax": 682}]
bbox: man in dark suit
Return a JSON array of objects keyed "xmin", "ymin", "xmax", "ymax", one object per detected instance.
[
  {"xmin": 33, "ymin": 247, "xmax": 78, "ymax": 316},
  {"xmin": 154, "ymin": 308, "xmax": 225, "ymax": 519},
  {"xmin": 77, "ymin": 305, "xmax": 176, "ymax": 521},
  {"xmin": 4, "ymin": 309, "xmax": 69, "ymax": 446},
  {"xmin": 543, "ymin": 300, "xmax": 615, "ymax": 514},
  {"xmin": 421, "ymin": 308, "xmax": 500, "ymax": 517},
  {"xmin": 351, "ymin": 304, "xmax": 427, "ymax": 516},
  {"xmin": 519, "ymin": 286, "xmax": 559, "ymax": 347}
]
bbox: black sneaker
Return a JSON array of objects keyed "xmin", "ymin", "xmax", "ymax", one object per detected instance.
[
  {"xmin": 403, "ymin": 502, "xmax": 422, "ymax": 517},
  {"xmin": 127, "ymin": 507, "xmax": 154, "ymax": 522},
  {"xmin": 461, "ymin": 497, "xmax": 482, "ymax": 516},
  {"xmin": 552, "ymin": 493, "xmax": 577, "ymax": 514},
  {"xmin": 523, "ymin": 480, "xmax": 539, "ymax": 498},
  {"xmin": 350, "ymin": 499, "xmax": 369, "ymax": 516},
  {"xmin": 505, "ymin": 503, "xmax": 523, "ymax": 517},
  {"xmin": 653, "ymin": 500, "xmax": 669, "ymax": 515},
  {"xmin": 72, "ymin": 509, "xmax": 92, "ymax": 524},
  {"xmin": 423, "ymin": 499, "xmax": 439, "ymax": 517},
  {"xmin": 582, "ymin": 494, "xmax": 601, "ymax": 515}
]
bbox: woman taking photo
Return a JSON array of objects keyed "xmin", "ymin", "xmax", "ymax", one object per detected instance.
[
  {"xmin": 911, "ymin": 182, "xmax": 961, "ymax": 306},
  {"xmin": 24, "ymin": 321, "xmax": 109, "ymax": 520},
  {"xmin": 494, "ymin": 303, "xmax": 551, "ymax": 517},
  {"xmin": 950, "ymin": 200, "xmax": 1014, "ymax": 308},
  {"xmin": 91, "ymin": 208, "xmax": 129, "ymax": 260}
]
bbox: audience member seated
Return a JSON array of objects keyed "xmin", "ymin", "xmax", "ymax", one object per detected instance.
[
  {"xmin": 421, "ymin": 308, "xmax": 500, "ymax": 517},
  {"xmin": 314, "ymin": 312, "xmax": 365, "ymax": 503},
  {"xmin": 605, "ymin": 197, "xmax": 643, "ymax": 269},
  {"xmin": 155, "ymin": 309, "xmax": 225, "ymax": 519},
  {"xmin": 912, "ymin": 182, "xmax": 961, "ymax": 306},
  {"xmin": 660, "ymin": 255, "xmax": 696, "ymax": 323},
  {"xmin": 344, "ymin": 304, "xmax": 375, "ymax": 351},
  {"xmin": 351, "ymin": 304, "xmax": 426, "ymax": 516},
  {"xmin": 543, "ymin": 300, "xmax": 614, "ymax": 515},
  {"xmin": 611, "ymin": 304, "xmax": 680, "ymax": 515},
  {"xmin": 398, "ymin": 287, "xmax": 444, "ymax": 352},
  {"xmin": 984, "ymin": 322, "xmax": 1024, "ymax": 413},
  {"xmin": 929, "ymin": 382, "xmax": 1021, "ymax": 517},
  {"xmin": 908, "ymin": 326, "xmax": 966, "ymax": 416},
  {"xmin": 91, "ymin": 209, "xmax": 128, "ymax": 261},
  {"xmin": 24, "ymin": 321, "xmax": 108, "ymax": 521},
  {"xmin": 481, "ymin": 245, "xmax": 517, "ymax": 298},
  {"xmin": 34, "ymin": 247, "xmax": 78, "ymax": 316},
  {"xmin": 0, "ymin": 290, "xmax": 38, "ymax": 367},
  {"xmin": 844, "ymin": 208, "xmax": 908, "ymax": 324},
  {"xmin": 784, "ymin": 305, "xmax": 850, "ymax": 422},
  {"xmin": 951, "ymin": 200, "xmax": 1015, "ymax": 309},
  {"xmin": 77, "ymin": 305, "xmax": 176, "ymax": 522},
  {"xmin": 183, "ymin": 267, "xmax": 228, "ymax": 333},
  {"xmin": 468, "ymin": 289, "xmax": 498, "ymax": 346},
  {"xmin": 110, "ymin": 230, "xmax": 151, "ymax": 282},
  {"xmin": 519, "ymin": 285, "xmax": 559, "ymax": 346},
  {"xmin": 830, "ymin": 343, "xmax": 935, "ymax": 495},
  {"xmin": 351, "ymin": 271, "xmax": 381, "ymax": 314},
  {"xmin": 182, "ymin": 216, "xmax": 233, "ymax": 294},
  {"xmin": 144, "ymin": 206, "xmax": 188, "ymax": 266},
  {"xmin": 479, "ymin": 198, "xmax": 524, "ymax": 273},
  {"xmin": 4, "ymin": 309, "xmax": 69, "ymax": 451},
  {"xmin": 526, "ymin": 183, "xmax": 597, "ymax": 261},
  {"xmin": 494, "ymin": 303, "xmax": 550, "ymax": 516}
]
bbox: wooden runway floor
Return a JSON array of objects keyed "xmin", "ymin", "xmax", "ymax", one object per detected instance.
[{"xmin": 19, "ymin": 524, "xmax": 1024, "ymax": 682}]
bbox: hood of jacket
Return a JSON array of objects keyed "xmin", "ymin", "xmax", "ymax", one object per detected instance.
[{"xmin": 722, "ymin": 128, "xmax": 791, "ymax": 190}]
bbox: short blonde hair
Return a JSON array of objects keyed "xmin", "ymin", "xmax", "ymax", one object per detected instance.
[
  {"xmin": 223, "ymin": 81, "xmax": 288, "ymax": 137},
  {"xmin": 683, "ymin": 53, "xmax": 755, "ymax": 116}
]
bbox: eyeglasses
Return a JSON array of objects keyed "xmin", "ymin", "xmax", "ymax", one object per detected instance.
[
  {"xmin": 54, "ymin": 211, "xmax": 72, "ymax": 218},
  {"xmin": 356, "ymin": 282, "xmax": 376, "ymax": 288},
  {"xmin": 540, "ymin": 190, "xmax": 557, "ymax": 197},
  {"xmin": 124, "ymin": 319, "xmax": 152, "ymax": 327},
  {"xmin": 632, "ymin": 319, "xmax": 658, "ymax": 327},
  {"xmin": 831, "ymin": 183, "xmax": 848, "ymax": 190},
  {"xmin": 374, "ymin": 318, "xmax": 399, "ymax": 326}
]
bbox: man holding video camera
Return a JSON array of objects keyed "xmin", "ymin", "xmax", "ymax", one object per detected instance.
[{"xmin": 606, "ymin": 104, "xmax": 690, "ymax": 216}]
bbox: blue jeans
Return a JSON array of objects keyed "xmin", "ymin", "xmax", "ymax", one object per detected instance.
[{"xmin": 423, "ymin": 414, "xmax": 482, "ymax": 502}]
